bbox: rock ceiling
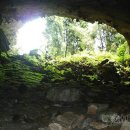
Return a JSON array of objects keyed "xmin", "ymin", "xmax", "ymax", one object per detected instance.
[{"xmin": 0, "ymin": 0, "xmax": 130, "ymax": 45}]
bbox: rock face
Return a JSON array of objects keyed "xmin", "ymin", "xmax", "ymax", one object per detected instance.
[
  {"xmin": 0, "ymin": 0, "xmax": 130, "ymax": 46},
  {"xmin": 47, "ymin": 87, "xmax": 80, "ymax": 102}
]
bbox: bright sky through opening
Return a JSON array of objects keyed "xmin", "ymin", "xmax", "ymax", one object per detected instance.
[
  {"xmin": 16, "ymin": 17, "xmax": 47, "ymax": 55},
  {"xmin": 16, "ymin": 18, "xmax": 105, "ymax": 55}
]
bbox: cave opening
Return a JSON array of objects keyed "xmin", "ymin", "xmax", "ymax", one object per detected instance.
[
  {"xmin": 0, "ymin": 1, "xmax": 130, "ymax": 129},
  {"xmin": 4, "ymin": 15, "xmax": 127, "ymax": 59}
]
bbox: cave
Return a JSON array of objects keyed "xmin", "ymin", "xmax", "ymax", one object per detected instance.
[
  {"xmin": 0, "ymin": 0, "xmax": 130, "ymax": 47},
  {"xmin": 0, "ymin": 1, "xmax": 130, "ymax": 130}
]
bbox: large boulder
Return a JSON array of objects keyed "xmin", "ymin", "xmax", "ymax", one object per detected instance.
[{"xmin": 46, "ymin": 87, "xmax": 81, "ymax": 102}]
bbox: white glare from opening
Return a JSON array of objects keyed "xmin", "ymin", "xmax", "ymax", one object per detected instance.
[{"xmin": 16, "ymin": 17, "xmax": 47, "ymax": 55}]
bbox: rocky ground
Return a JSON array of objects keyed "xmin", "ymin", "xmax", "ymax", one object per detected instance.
[{"xmin": 0, "ymin": 55, "xmax": 130, "ymax": 130}]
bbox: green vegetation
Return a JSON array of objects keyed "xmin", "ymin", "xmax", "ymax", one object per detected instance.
[
  {"xmin": 0, "ymin": 16, "xmax": 130, "ymax": 129},
  {"xmin": 43, "ymin": 16, "xmax": 128, "ymax": 58},
  {"xmin": 0, "ymin": 16, "xmax": 130, "ymax": 87},
  {"xmin": 0, "ymin": 56, "xmax": 43, "ymax": 87},
  {"xmin": 0, "ymin": 51, "xmax": 130, "ymax": 87}
]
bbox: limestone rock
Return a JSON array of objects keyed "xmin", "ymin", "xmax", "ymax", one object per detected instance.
[{"xmin": 47, "ymin": 87, "xmax": 80, "ymax": 102}]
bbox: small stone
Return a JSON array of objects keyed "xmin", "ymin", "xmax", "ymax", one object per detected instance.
[
  {"xmin": 87, "ymin": 104, "xmax": 98, "ymax": 115},
  {"xmin": 87, "ymin": 104, "xmax": 109, "ymax": 115},
  {"xmin": 49, "ymin": 123, "xmax": 63, "ymax": 130}
]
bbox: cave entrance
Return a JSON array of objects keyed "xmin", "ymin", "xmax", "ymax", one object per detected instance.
[
  {"xmin": 0, "ymin": 15, "xmax": 130, "ymax": 130},
  {"xmin": 0, "ymin": 1, "xmax": 130, "ymax": 129},
  {"xmin": 0, "ymin": 15, "xmax": 129, "ymax": 63},
  {"xmin": 12, "ymin": 16, "xmax": 127, "ymax": 59}
]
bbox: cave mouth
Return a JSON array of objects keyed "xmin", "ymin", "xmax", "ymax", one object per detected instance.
[
  {"xmin": 0, "ymin": 16, "xmax": 130, "ymax": 130},
  {"xmin": 13, "ymin": 15, "xmax": 127, "ymax": 58},
  {"xmin": 0, "ymin": 1, "xmax": 130, "ymax": 129}
]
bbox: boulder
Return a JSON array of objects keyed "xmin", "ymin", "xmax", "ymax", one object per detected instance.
[
  {"xmin": 87, "ymin": 104, "xmax": 98, "ymax": 115},
  {"xmin": 47, "ymin": 87, "xmax": 80, "ymax": 102},
  {"xmin": 87, "ymin": 104, "xmax": 109, "ymax": 115},
  {"xmin": 54, "ymin": 112, "xmax": 85, "ymax": 129}
]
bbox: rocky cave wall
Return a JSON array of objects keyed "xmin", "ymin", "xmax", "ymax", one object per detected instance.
[{"xmin": 0, "ymin": 0, "xmax": 130, "ymax": 46}]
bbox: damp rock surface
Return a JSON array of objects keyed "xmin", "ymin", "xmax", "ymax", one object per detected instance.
[{"xmin": 47, "ymin": 87, "xmax": 81, "ymax": 102}]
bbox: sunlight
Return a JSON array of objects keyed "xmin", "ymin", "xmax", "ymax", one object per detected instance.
[{"xmin": 16, "ymin": 17, "xmax": 47, "ymax": 55}]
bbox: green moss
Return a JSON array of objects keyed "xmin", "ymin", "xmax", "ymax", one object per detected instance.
[{"xmin": 0, "ymin": 52, "xmax": 130, "ymax": 86}]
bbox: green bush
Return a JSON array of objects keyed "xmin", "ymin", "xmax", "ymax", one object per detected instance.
[
  {"xmin": 117, "ymin": 43, "xmax": 126, "ymax": 57},
  {"xmin": 117, "ymin": 42, "xmax": 129, "ymax": 64}
]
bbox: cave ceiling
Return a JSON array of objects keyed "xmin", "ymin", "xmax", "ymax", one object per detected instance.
[{"xmin": 0, "ymin": 0, "xmax": 130, "ymax": 44}]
